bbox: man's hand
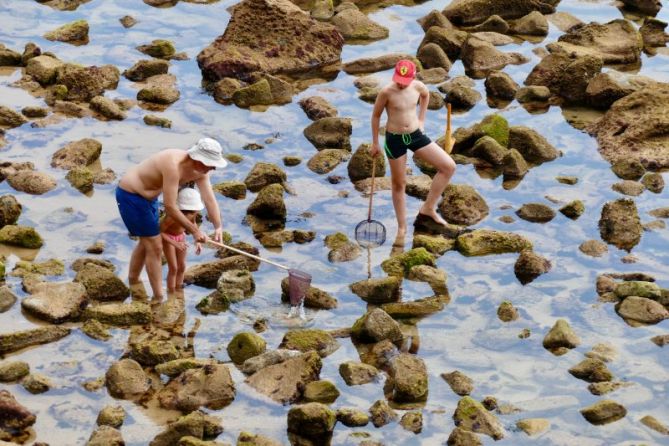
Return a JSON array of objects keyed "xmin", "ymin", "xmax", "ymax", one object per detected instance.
[
  {"xmin": 213, "ymin": 227, "xmax": 224, "ymax": 243},
  {"xmin": 370, "ymin": 142, "xmax": 381, "ymax": 158}
]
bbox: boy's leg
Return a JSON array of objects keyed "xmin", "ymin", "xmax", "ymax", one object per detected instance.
[
  {"xmin": 163, "ymin": 241, "xmax": 178, "ymax": 293},
  {"xmin": 128, "ymin": 241, "xmax": 145, "ymax": 284},
  {"xmin": 175, "ymin": 248, "xmax": 187, "ymax": 290},
  {"xmin": 142, "ymin": 235, "xmax": 164, "ymax": 299},
  {"xmin": 388, "ymin": 154, "xmax": 408, "ymax": 240},
  {"xmin": 413, "ymin": 142, "xmax": 456, "ymax": 225}
]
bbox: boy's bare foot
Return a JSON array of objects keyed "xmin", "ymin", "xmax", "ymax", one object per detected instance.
[{"xmin": 418, "ymin": 207, "xmax": 448, "ymax": 226}]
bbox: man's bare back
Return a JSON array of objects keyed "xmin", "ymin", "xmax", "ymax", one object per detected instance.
[
  {"xmin": 380, "ymin": 81, "xmax": 428, "ymax": 134},
  {"xmin": 119, "ymin": 149, "xmax": 209, "ymax": 200}
]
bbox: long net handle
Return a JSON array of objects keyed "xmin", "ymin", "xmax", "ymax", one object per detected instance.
[
  {"xmin": 367, "ymin": 159, "xmax": 376, "ymax": 221},
  {"xmin": 444, "ymin": 102, "xmax": 452, "ymax": 153},
  {"xmin": 206, "ymin": 239, "xmax": 290, "ymax": 271}
]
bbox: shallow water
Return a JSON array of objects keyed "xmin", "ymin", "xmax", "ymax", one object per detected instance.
[{"xmin": 1, "ymin": 0, "xmax": 669, "ymax": 444}]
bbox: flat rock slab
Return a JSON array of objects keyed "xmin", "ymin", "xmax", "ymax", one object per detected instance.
[
  {"xmin": 21, "ymin": 282, "xmax": 88, "ymax": 323},
  {"xmin": 0, "ymin": 326, "xmax": 70, "ymax": 354}
]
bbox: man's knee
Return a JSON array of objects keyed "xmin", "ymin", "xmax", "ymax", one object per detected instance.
[
  {"xmin": 391, "ymin": 177, "xmax": 406, "ymax": 192},
  {"xmin": 142, "ymin": 237, "xmax": 163, "ymax": 256},
  {"xmin": 438, "ymin": 157, "xmax": 456, "ymax": 176}
]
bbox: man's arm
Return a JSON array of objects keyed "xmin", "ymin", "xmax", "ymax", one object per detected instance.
[
  {"xmin": 370, "ymin": 89, "xmax": 388, "ymax": 156},
  {"xmin": 162, "ymin": 164, "xmax": 202, "ymax": 239},
  {"xmin": 417, "ymin": 82, "xmax": 429, "ymax": 130},
  {"xmin": 195, "ymin": 174, "xmax": 223, "ymax": 242}
]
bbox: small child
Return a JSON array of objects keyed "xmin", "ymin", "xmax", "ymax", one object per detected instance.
[{"xmin": 160, "ymin": 187, "xmax": 204, "ymax": 293}]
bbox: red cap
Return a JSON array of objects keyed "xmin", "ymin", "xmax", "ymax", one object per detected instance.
[{"xmin": 392, "ymin": 59, "xmax": 416, "ymax": 85}]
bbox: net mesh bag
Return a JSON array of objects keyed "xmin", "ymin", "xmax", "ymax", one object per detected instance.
[
  {"xmin": 355, "ymin": 219, "xmax": 386, "ymax": 248},
  {"xmin": 288, "ymin": 269, "xmax": 312, "ymax": 305}
]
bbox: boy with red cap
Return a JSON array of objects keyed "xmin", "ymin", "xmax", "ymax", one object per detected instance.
[{"xmin": 370, "ymin": 59, "xmax": 456, "ymax": 245}]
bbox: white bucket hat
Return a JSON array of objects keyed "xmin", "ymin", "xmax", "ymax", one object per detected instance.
[
  {"xmin": 187, "ymin": 137, "xmax": 228, "ymax": 169},
  {"xmin": 177, "ymin": 187, "xmax": 204, "ymax": 211}
]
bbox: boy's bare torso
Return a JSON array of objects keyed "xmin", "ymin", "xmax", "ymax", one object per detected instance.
[
  {"xmin": 119, "ymin": 149, "xmax": 206, "ymax": 200},
  {"xmin": 383, "ymin": 82, "xmax": 423, "ymax": 133}
]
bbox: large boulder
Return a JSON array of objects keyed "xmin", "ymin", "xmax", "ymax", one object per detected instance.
[
  {"xmin": 587, "ymin": 85, "xmax": 669, "ymax": 169},
  {"xmin": 44, "ymin": 20, "xmax": 89, "ymax": 43},
  {"xmin": 585, "ymin": 71, "xmax": 658, "ymax": 109},
  {"xmin": 599, "ymin": 199, "xmax": 642, "ymax": 251},
  {"xmin": 443, "ymin": 0, "xmax": 556, "ymax": 26},
  {"xmin": 438, "ymin": 184, "xmax": 489, "ymax": 226},
  {"xmin": 21, "ymin": 282, "xmax": 88, "ymax": 323},
  {"xmin": 246, "ymin": 351, "xmax": 322, "ymax": 404},
  {"xmin": 197, "ymin": 0, "xmax": 344, "ymax": 82},
  {"xmin": 158, "ymin": 364, "xmax": 236, "ymax": 412},
  {"xmin": 547, "ymin": 19, "xmax": 643, "ymax": 65}
]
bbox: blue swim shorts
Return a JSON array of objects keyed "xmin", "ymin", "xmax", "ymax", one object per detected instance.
[{"xmin": 115, "ymin": 186, "xmax": 160, "ymax": 237}]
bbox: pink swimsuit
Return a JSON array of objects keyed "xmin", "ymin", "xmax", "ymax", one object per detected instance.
[{"xmin": 163, "ymin": 232, "xmax": 186, "ymax": 242}]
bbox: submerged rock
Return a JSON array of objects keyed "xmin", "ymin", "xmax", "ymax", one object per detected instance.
[
  {"xmin": 303, "ymin": 380, "xmax": 340, "ymax": 404},
  {"xmin": 579, "ymin": 239, "xmax": 608, "ymax": 257},
  {"xmin": 21, "ymin": 281, "xmax": 88, "ymax": 323},
  {"xmin": 246, "ymin": 351, "xmax": 322, "ymax": 404},
  {"xmin": 516, "ymin": 418, "xmax": 550, "ymax": 436},
  {"xmin": 640, "ymin": 415, "xmax": 669, "ymax": 435},
  {"xmin": 456, "ymin": 229, "xmax": 532, "ymax": 256},
  {"xmin": 0, "ymin": 326, "xmax": 70, "ymax": 354},
  {"xmin": 105, "ymin": 359, "xmax": 149, "ymax": 400},
  {"xmin": 158, "ymin": 364, "xmax": 235, "ymax": 412}
]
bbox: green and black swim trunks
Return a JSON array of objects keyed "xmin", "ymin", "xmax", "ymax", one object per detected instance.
[{"xmin": 384, "ymin": 129, "xmax": 432, "ymax": 159}]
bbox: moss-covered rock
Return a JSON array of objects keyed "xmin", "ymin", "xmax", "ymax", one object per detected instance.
[
  {"xmin": 304, "ymin": 117, "xmax": 353, "ymax": 151},
  {"xmin": 614, "ymin": 281, "xmax": 661, "ymax": 300},
  {"xmin": 439, "ymin": 184, "xmax": 489, "ymax": 226},
  {"xmin": 21, "ymin": 281, "xmax": 88, "ymax": 324},
  {"xmin": 611, "ymin": 159, "xmax": 645, "ymax": 180},
  {"xmin": 336, "ymin": 408, "xmax": 369, "ymax": 427},
  {"xmin": 543, "ymin": 319, "xmax": 580, "ymax": 355},
  {"xmin": 0, "ymin": 194, "xmax": 22, "ymax": 228},
  {"xmin": 0, "ymin": 361, "xmax": 30, "ymax": 382},
  {"xmin": 81, "ymin": 319, "xmax": 111, "ymax": 341},
  {"xmin": 389, "ymin": 353, "xmax": 428, "ymax": 403},
  {"xmin": 246, "ymin": 183, "xmax": 286, "ymax": 220},
  {"xmin": 568, "ymin": 358, "xmax": 614, "ymax": 383},
  {"xmin": 381, "ymin": 247, "xmax": 435, "ymax": 276},
  {"xmin": 369, "ymin": 399, "xmax": 397, "ymax": 427},
  {"xmin": 129, "ymin": 339, "xmax": 180, "ymax": 366},
  {"xmin": 124, "ymin": 59, "xmax": 170, "ymax": 81},
  {"xmin": 580, "ymin": 400, "xmax": 626, "ymax": 425},
  {"xmin": 514, "ymin": 250, "xmax": 551, "ymax": 284},
  {"xmin": 279, "ymin": 329, "xmax": 339, "ymax": 357},
  {"xmin": 75, "ymin": 263, "xmax": 129, "ymax": 301},
  {"xmin": 411, "ymin": 233, "xmax": 455, "ymax": 256},
  {"xmin": 144, "ymin": 114, "xmax": 172, "ymax": 128},
  {"xmin": 213, "ymin": 181, "xmax": 246, "ymax": 199},
  {"xmin": 456, "ymin": 229, "xmax": 532, "ymax": 256},
  {"xmin": 381, "ymin": 295, "xmax": 447, "ymax": 319},
  {"xmin": 497, "ymin": 301, "xmax": 518, "ymax": 322},
  {"xmin": 0, "ymin": 106, "xmax": 28, "ymax": 128},
  {"xmin": 641, "ymin": 172, "xmax": 664, "ymax": 194},
  {"xmin": 137, "ymin": 39, "xmax": 176, "ymax": 59},
  {"xmin": 502, "ymin": 148, "xmax": 529, "ymax": 178},
  {"xmin": 90, "ymin": 96, "xmax": 126, "ymax": 120},
  {"xmin": 560, "ymin": 200, "xmax": 584, "ymax": 220},
  {"xmin": 351, "ymin": 308, "xmax": 402, "ymax": 343},
  {"xmin": 51, "ymin": 138, "xmax": 102, "ymax": 169},
  {"xmin": 453, "ymin": 396, "xmax": 504, "ymax": 440},
  {"xmin": 227, "ymin": 332, "xmax": 266, "ymax": 364},
  {"xmin": 66, "ymin": 166, "xmax": 94, "ymax": 193},
  {"xmin": 137, "ymin": 84, "xmax": 180, "ymax": 104},
  {"xmin": 350, "ymin": 276, "xmax": 401, "ymax": 304},
  {"xmin": 338, "ymin": 361, "xmax": 379, "ymax": 386},
  {"xmin": 307, "ymin": 149, "xmax": 349, "ymax": 174},
  {"xmin": 0, "ymin": 326, "xmax": 70, "ymax": 354},
  {"xmin": 508, "ymin": 126, "xmax": 559, "ymax": 164},
  {"xmin": 151, "ymin": 411, "xmax": 223, "ymax": 446},
  {"xmin": 22, "ymin": 373, "xmax": 52, "ymax": 394},
  {"xmin": 55, "ymin": 63, "xmax": 119, "ymax": 102},
  {"xmin": 97, "ymin": 405, "xmax": 125, "ymax": 428},
  {"xmin": 0, "ymin": 47, "xmax": 22, "ymax": 66},
  {"xmin": 84, "ymin": 302, "xmax": 151, "ymax": 326},
  {"xmin": 244, "ymin": 162, "xmax": 286, "ymax": 192},
  {"xmin": 303, "ymin": 380, "xmax": 340, "ymax": 404},
  {"xmin": 478, "ymin": 114, "xmax": 509, "ymax": 146},
  {"xmin": 232, "ymin": 79, "xmax": 273, "ymax": 108},
  {"xmin": 44, "ymin": 20, "xmax": 89, "ymax": 43},
  {"xmin": 516, "ymin": 203, "xmax": 555, "ymax": 223},
  {"xmin": 0, "ymin": 225, "xmax": 43, "ymax": 248},
  {"xmin": 25, "ymin": 55, "xmax": 63, "ymax": 85},
  {"xmin": 287, "ymin": 403, "xmax": 336, "ymax": 440}
]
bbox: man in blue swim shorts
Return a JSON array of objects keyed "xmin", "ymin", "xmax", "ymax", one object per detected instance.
[
  {"xmin": 116, "ymin": 138, "xmax": 228, "ymax": 300},
  {"xmin": 370, "ymin": 59, "xmax": 456, "ymax": 246}
]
